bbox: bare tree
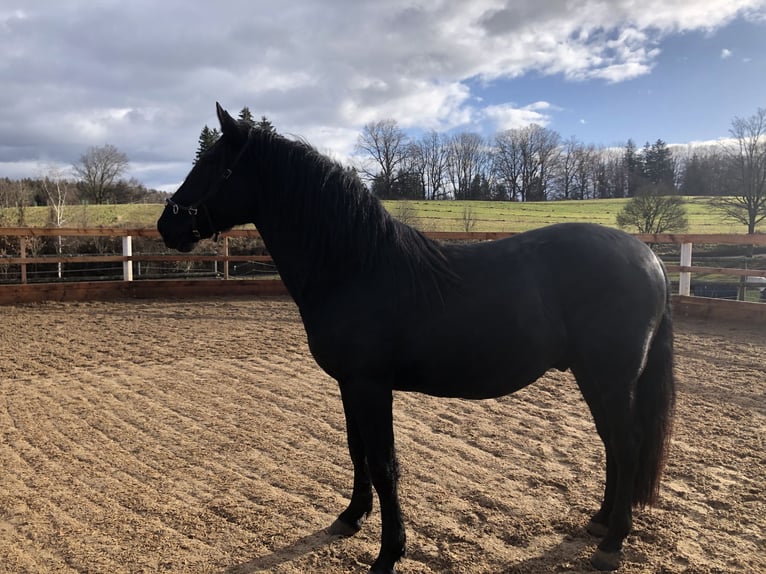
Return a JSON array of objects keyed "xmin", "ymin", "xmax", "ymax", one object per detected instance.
[
  {"xmin": 575, "ymin": 145, "xmax": 600, "ymax": 200},
  {"xmin": 493, "ymin": 130, "xmax": 523, "ymax": 201},
  {"xmin": 713, "ymin": 108, "xmax": 766, "ymax": 299},
  {"xmin": 0, "ymin": 179, "xmax": 30, "ymax": 224},
  {"xmin": 493, "ymin": 125, "xmax": 560, "ymax": 201},
  {"xmin": 529, "ymin": 125, "xmax": 561, "ymax": 201},
  {"xmin": 389, "ymin": 201, "xmax": 418, "ymax": 228},
  {"xmin": 714, "ymin": 108, "xmax": 766, "ymax": 234},
  {"xmin": 355, "ymin": 120, "xmax": 409, "ymax": 199},
  {"xmin": 410, "ymin": 131, "xmax": 449, "ymax": 200},
  {"xmin": 460, "ymin": 204, "xmax": 478, "ymax": 232},
  {"xmin": 446, "ymin": 132, "xmax": 490, "ymax": 200},
  {"xmin": 557, "ymin": 137, "xmax": 582, "ymax": 199},
  {"xmin": 72, "ymin": 144, "xmax": 130, "ymax": 204},
  {"xmin": 616, "ymin": 184, "xmax": 688, "ymax": 234},
  {"xmin": 40, "ymin": 166, "xmax": 70, "ymax": 228},
  {"xmin": 39, "ymin": 166, "xmax": 72, "ymax": 278}
]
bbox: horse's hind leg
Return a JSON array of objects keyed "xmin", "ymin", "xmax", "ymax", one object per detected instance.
[
  {"xmin": 575, "ymin": 372, "xmax": 641, "ymax": 571},
  {"xmin": 328, "ymin": 385, "xmax": 374, "ymax": 536},
  {"xmin": 591, "ymin": 408, "xmax": 641, "ymax": 571},
  {"xmin": 585, "ymin": 420, "xmax": 615, "ymax": 538},
  {"xmin": 594, "ymin": 392, "xmax": 641, "ymax": 570},
  {"xmin": 575, "ymin": 371, "xmax": 617, "ymax": 537}
]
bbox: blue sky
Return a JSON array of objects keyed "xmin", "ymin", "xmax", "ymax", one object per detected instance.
[
  {"xmin": 469, "ymin": 17, "xmax": 766, "ymax": 147},
  {"xmin": 0, "ymin": 1, "xmax": 765, "ymax": 191}
]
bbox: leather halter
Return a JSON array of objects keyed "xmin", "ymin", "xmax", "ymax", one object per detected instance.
[{"xmin": 165, "ymin": 130, "xmax": 252, "ymax": 240}]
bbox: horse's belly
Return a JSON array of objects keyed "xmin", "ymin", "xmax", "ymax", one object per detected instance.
[{"xmin": 393, "ymin": 358, "xmax": 549, "ymax": 400}]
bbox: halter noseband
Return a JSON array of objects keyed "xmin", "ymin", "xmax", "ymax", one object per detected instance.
[{"xmin": 165, "ymin": 130, "xmax": 251, "ymax": 240}]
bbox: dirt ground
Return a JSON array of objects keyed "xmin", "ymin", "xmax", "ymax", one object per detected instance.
[{"xmin": 0, "ymin": 297, "xmax": 764, "ymax": 574}]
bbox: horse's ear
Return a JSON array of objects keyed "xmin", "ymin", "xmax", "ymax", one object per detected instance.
[{"xmin": 216, "ymin": 102, "xmax": 239, "ymax": 136}]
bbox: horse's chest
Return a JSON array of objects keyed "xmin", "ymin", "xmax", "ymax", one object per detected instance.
[{"xmin": 304, "ymin": 317, "xmax": 395, "ymax": 381}]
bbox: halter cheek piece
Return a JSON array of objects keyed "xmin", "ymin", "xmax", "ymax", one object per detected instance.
[
  {"xmin": 165, "ymin": 169, "xmax": 231, "ymax": 241},
  {"xmin": 165, "ymin": 130, "xmax": 252, "ymax": 241}
]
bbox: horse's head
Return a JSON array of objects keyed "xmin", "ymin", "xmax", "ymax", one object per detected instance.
[{"xmin": 158, "ymin": 103, "xmax": 253, "ymax": 252}]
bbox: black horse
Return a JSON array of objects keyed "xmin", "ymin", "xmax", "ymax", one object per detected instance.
[{"xmin": 158, "ymin": 104, "xmax": 675, "ymax": 573}]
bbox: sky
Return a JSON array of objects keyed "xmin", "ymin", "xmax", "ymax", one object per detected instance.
[{"xmin": 1, "ymin": 0, "xmax": 765, "ymax": 192}]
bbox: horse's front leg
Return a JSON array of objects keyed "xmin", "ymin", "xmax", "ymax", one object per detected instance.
[
  {"xmin": 338, "ymin": 381, "xmax": 405, "ymax": 574},
  {"xmin": 328, "ymin": 384, "xmax": 374, "ymax": 536}
]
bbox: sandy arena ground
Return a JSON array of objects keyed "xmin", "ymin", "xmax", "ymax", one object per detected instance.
[{"xmin": 0, "ymin": 297, "xmax": 764, "ymax": 573}]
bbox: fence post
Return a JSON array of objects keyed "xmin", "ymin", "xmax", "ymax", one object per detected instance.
[
  {"xmin": 20, "ymin": 237, "xmax": 27, "ymax": 284},
  {"xmin": 223, "ymin": 236, "xmax": 230, "ymax": 280},
  {"xmin": 122, "ymin": 235, "xmax": 133, "ymax": 281},
  {"xmin": 679, "ymin": 242, "xmax": 692, "ymax": 296}
]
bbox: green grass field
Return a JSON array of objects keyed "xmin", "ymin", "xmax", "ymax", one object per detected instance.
[
  {"xmin": 0, "ymin": 197, "xmax": 759, "ymax": 234},
  {"xmin": 386, "ymin": 197, "xmax": 751, "ymax": 234}
]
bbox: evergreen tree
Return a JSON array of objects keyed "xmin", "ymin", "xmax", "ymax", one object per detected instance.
[
  {"xmin": 468, "ymin": 174, "xmax": 491, "ymax": 200},
  {"xmin": 194, "ymin": 125, "xmax": 220, "ymax": 164},
  {"xmin": 238, "ymin": 107, "xmax": 255, "ymax": 127},
  {"xmin": 623, "ymin": 139, "xmax": 641, "ymax": 197},
  {"xmin": 642, "ymin": 139, "xmax": 676, "ymax": 188},
  {"xmin": 256, "ymin": 115, "xmax": 276, "ymax": 133},
  {"xmin": 680, "ymin": 153, "xmax": 727, "ymax": 196}
]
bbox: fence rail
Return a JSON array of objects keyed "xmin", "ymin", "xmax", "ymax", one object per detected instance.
[{"xmin": 2, "ymin": 227, "xmax": 766, "ymax": 312}]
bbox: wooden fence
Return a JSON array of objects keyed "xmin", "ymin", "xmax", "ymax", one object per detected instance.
[{"xmin": 1, "ymin": 227, "xmax": 766, "ymax": 320}]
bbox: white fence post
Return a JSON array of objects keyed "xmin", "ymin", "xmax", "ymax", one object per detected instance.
[
  {"xmin": 122, "ymin": 235, "xmax": 133, "ymax": 281},
  {"xmin": 679, "ymin": 242, "xmax": 692, "ymax": 296},
  {"xmin": 223, "ymin": 236, "xmax": 230, "ymax": 280}
]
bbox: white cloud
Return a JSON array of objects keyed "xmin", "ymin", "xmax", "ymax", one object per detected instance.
[
  {"xmin": 0, "ymin": 0, "xmax": 765, "ymax": 189},
  {"xmin": 721, "ymin": 48, "xmax": 734, "ymax": 58},
  {"xmin": 483, "ymin": 102, "xmax": 557, "ymax": 131}
]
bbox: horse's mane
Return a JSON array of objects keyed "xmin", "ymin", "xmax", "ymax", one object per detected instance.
[{"xmin": 247, "ymin": 128, "xmax": 455, "ymax": 293}]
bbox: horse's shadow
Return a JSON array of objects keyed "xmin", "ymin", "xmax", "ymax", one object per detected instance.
[
  {"xmin": 225, "ymin": 528, "xmax": 617, "ymax": 574},
  {"xmin": 492, "ymin": 538, "xmax": 600, "ymax": 574},
  {"xmin": 407, "ymin": 536, "xmax": 601, "ymax": 574},
  {"xmin": 225, "ymin": 528, "xmax": 337, "ymax": 573}
]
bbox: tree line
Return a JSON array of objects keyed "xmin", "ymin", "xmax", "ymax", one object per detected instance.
[
  {"xmin": 3, "ymin": 104, "xmax": 763, "ymax": 235},
  {"xmin": 0, "ymin": 106, "xmax": 273, "ymax": 226},
  {"xmin": 355, "ymin": 107, "xmax": 766, "ymax": 234},
  {"xmin": 356, "ymin": 117, "xmax": 741, "ymax": 201},
  {"xmin": 0, "ymin": 143, "xmax": 166, "ymax": 226}
]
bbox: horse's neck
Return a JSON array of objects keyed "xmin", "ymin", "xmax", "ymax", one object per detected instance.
[
  {"xmin": 251, "ymin": 182, "xmax": 366, "ymax": 307},
  {"xmin": 255, "ymin": 224, "xmax": 317, "ymax": 306},
  {"xmin": 248, "ymin": 139, "xmax": 420, "ymax": 307}
]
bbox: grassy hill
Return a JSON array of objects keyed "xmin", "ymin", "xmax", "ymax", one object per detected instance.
[
  {"xmin": 0, "ymin": 197, "xmax": 759, "ymax": 234},
  {"xmin": 383, "ymin": 197, "xmax": 750, "ymax": 234}
]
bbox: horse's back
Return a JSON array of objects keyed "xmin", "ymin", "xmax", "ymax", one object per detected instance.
[{"xmin": 445, "ymin": 223, "xmax": 666, "ymax": 317}]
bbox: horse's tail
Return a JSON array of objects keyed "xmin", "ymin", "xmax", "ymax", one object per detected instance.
[{"xmin": 632, "ymin": 294, "xmax": 676, "ymax": 507}]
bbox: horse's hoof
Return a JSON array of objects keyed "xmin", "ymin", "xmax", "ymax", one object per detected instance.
[
  {"xmin": 586, "ymin": 519, "xmax": 609, "ymax": 538},
  {"xmin": 368, "ymin": 566, "xmax": 395, "ymax": 574},
  {"xmin": 326, "ymin": 517, "xmax": 361, "ymax": 537},
  {"xmin": 590, "ymin": 548, "xmax": 621, "ymax": 571}
]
